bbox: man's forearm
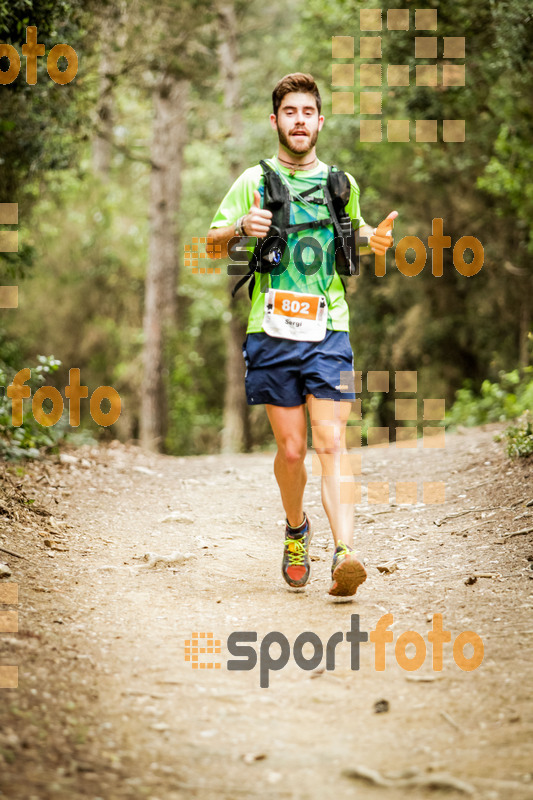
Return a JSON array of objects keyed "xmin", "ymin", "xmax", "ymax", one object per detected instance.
[{"xmin": 206, "ymin": 225, "xmax": 237, "ymax": 259}]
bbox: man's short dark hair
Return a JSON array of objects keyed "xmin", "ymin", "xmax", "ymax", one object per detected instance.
[{"xmin": 272, "ymin": 73, "xmax": 322, "ymax": 117}]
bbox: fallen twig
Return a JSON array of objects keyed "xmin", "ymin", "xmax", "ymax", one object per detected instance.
[
  {"xmin": 464, "ymin": 478, "xmax": 493, "ymax": 491},
  {"xmin": 440, "ymin": 710, "xmax": 461, "ymax": 731},
  {"xmin": 472, "ymin": 572, "xmax": 501, "ymax": 579},
  {"xmin": 452, "ymin": 518, "xmax": 501, "ymax": 535},
  {"xmin": 511, "ymin": 497, "xmax": 528, "ymax": 507},
  {"xmin": 500, "ymin": 527, "xmax": 533, "ymax": 540},
  {"xmin": 342, "ymin": 765, "xmax": 475, "ymax": 794},
  {"xmin": 0, "ymin": 545, "xmax": 23, "ymax": 559},
  {"xmin": 435, "ymin": 506, "xmax": 500, "ymax": 526}
]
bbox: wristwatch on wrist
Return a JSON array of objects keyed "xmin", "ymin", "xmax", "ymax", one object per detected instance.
[{"xmin": 234, "ymin": 216, "xmax": 245, "ymax": 236}]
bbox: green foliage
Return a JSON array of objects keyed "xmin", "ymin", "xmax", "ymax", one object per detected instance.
[
  {"xmin": 504, "ymin": 413, "xmax": 533, "ymax": 459},
  {"xmin": 0, "ymin": 355, "xmax": 67, "ymax": 459},
  {"xmin": 2, "ymin": 163, "xmax": 148, "ymax": 439},
  {"xmin": 165, "ymin": 296, "xmax": 227, "ymax": 455},
  {"xmin": 3, "ymin": 0, "xmax": 533, "ymax": 456},
  {"xmin": 0, "ymin": 0, "xmax": 101, "ymax": 285},
  {"xmin": 446, "ymin": 368, "xmax": 533, "ymax": 428}
]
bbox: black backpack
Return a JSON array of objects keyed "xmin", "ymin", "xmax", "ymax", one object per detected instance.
[{"xmin": 231, "ymin": 159, "xmax": 360, "ymax": 299}]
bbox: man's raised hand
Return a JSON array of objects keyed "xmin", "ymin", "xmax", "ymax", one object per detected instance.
[
  {"xmin": 243, "ymin": 190, "xmax": 273, "ymax": 238},
  {"xmin": 370, "ymin": 211, "xmax": 398, "ymax": 256}
]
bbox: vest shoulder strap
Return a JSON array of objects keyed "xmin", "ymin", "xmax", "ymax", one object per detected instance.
[{"xmin": 327, "ymin": 166, "xmax": 351, "ymax": 211}]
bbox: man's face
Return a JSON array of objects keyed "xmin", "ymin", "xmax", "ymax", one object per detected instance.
[{"xmin": 270, "ymin": 91, "xmax": 324, "ymax": 156}]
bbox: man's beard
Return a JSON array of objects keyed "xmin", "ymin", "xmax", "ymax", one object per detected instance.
[{"xmin": 277, "ymin": 125, "xmax": 319, "ymax": 156}]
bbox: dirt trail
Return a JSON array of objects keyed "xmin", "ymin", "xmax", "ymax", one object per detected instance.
[{"xmin": 0, "ymin": 425, "xmax": 532, "ymax": 800}]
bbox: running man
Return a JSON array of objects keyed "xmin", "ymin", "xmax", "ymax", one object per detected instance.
[{"xmin": 207, "ymin": 73, "xmax": 396, "ymax": 596}]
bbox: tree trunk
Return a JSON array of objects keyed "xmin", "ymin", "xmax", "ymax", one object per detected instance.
[
  {"xmin": 519, "ymin": 287, "xmax": 531, "ymax": 370},
  {"xmin": 92, "ymin": 3, "xmax": 127, "ymax": 176},
  {"xmin": 92, "ymin": 37, "xmax": 114, "ymax": 176},
  {"xmin": 140, "ymin": 73, "xmax": 188, "ymax": 451},
  {"xmin": 217, "ymin": 2, "xmax": 251, "ymax": 454}
]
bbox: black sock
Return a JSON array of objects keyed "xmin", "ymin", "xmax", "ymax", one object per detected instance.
[{"xmin": 286, "ymin": 514, "xmax": 308, "ymax": 538}]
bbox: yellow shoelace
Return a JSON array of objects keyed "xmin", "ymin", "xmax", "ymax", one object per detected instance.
[
  {"xmin": 284, "ymin": 537, "xmax": 306, "ymax": 565},
  {"xmin": 335, "ymin": 541, "xmax": 353, "ymax": 562}
]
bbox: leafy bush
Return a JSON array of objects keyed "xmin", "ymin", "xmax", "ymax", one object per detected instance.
[
  {"xmin": 0, "ymin": 355, "xmax": 68, "ymax": 459},
  {"xmin": 504, "ymin": 413, "xmax": 533, "ymax": 458},
  {"xmin": 446, "ymin": 368, "xmax": 533, "ymax": 428}
]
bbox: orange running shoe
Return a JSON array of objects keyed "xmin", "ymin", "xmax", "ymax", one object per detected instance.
[
  {"xmin": 328, "ymin": 541, "xmax": 367, "ymax": 597},
  {"xmin": 281, "ymin": 513, "xmax": 312, "ymax": 588}
]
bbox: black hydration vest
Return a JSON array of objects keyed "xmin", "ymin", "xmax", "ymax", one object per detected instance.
[{"xmin": 231, "ymin": 159, "xmax": 360, "ymax": 299}]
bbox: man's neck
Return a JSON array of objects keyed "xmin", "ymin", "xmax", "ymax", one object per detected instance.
[{"xmin": 276, "ymin": 147, "xmax": 319, "ymax": 173}]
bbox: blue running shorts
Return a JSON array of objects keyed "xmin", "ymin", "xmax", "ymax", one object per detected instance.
[{"xmin": 242, "ymin": 331, "xmax": 356, "ymax": 407}]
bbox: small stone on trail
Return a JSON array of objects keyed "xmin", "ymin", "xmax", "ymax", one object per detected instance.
[
  {"xmin": 374, "ymin": 699, "xmax": 389, "ymax": 713},
  {"xmin": 133, "ymin": 466, "xmax": 157, "ymax": 476},
  {"xmin": 59, "ymin": 453, "xmax": 78, "ymax": 465},
  {"xmin": 377, "ymin": 562, "xmax": 398, "ymax": 574},
  {"xmin": 242, "ymin": 752, "xmax": 267, "ymax": 764},
  {"xmin": 310, "ymin": 668, "xmax": 325, "ymax": 679},
  {"xmin": 0, "ymin": 563, "xmax": 12, "ymax": 578},
  {"xmin": 195, "ymin": 537, "xmax": 209, "ymax": 548},
  {"xmin": 159, "ymin": 512, "xmax": 194, "ymax": 524},
  {"xmin": 142, "ymin": 552, "xmax": 194, "ymax": 568}
]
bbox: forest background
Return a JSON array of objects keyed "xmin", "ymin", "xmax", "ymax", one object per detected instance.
[{"xmin": 0, "ymin": 0, "xmax": 532, "ymax": 458}]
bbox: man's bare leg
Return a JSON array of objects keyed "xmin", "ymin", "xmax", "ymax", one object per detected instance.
[
  {"xmin": 307, "ymin": 395, "xmax": 366, "ymax": 596},
  {"xmin": 307, "ymin": 395, "xmax": 354, "ymax": 546},
  {"xmin": 265, "ymin": 403, "xmax": 308, "ymax": 527}
]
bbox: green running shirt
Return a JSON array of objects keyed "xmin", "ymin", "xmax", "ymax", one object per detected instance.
[{"xmin": 210, "ymin": 156, "xmax": 366, "ymax": 334}]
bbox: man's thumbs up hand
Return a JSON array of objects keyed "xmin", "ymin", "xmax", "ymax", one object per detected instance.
[
  {"xmin": 370, "ymin": 210, "xmax": 398, "ymax": 255},
  {"xmin": 239, "ymin": 190, "xmax": 273, "ymax": 238}
]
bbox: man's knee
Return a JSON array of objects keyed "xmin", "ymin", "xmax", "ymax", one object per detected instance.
[
  {"xmin": 278, "ymin": 438, "xmax": 307, "ymax": 466},
  {"xmin": 312, "ymin": 425, "xmax": 343, "ymax": 454}
]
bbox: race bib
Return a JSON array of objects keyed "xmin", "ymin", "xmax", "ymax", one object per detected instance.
[{"xmin": 263, "ymin": 289, "xmax": 328, "ymax": 342}]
